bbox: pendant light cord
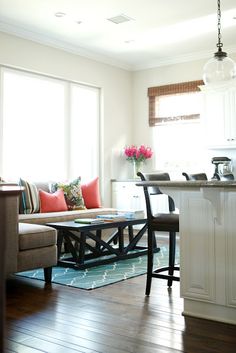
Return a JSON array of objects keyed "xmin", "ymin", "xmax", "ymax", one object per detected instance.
[{"xmin": 216, "ymin": 0, "xmax": 223, "ymax": 52}]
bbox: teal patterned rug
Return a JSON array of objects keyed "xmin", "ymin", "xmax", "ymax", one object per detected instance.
[{"xmin": 16, "ymin": 246, "xmax": 179, "ymax": 290}]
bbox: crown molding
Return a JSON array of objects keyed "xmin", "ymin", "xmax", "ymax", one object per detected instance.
[
  {"xmin": 0, "ymin": 20, "xmax": 132, "ymax": 71},
  {"xmin": 1, "ymin": 19, "xmax": 236, "ymax": 73},
  {"xmin": 131, "ymin": 45, "xmax": 236, "ymax": 71}
]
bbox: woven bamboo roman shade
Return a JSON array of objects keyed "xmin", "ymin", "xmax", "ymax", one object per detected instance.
[{"xmin": 148, "ymin": 80, "xmax": 204, "ymax": 127}]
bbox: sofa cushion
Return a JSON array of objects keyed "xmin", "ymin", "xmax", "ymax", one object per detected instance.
[
  {"xmin": 18, "ymin": 207, "xmax": 117, "ymax": 224},
  {"xmin": 51, "ymin": 177, "xmax": 86, "ymax": 211},
  {"xmin": 18, "ymin": 223, "xmax": 57, "ymax": 251},
  {"xmin": 19, "ymin": 178, "xmax": 40, "ymax": 214},
  {"xmin": 34, "ymin": 181, "xmax": 51, "ymax": 193},
  {"xmin": 39, "ymin": 189, "xmax": 68, "ymax": 213},
  {"xmin": 81, "ymin": 177, "xmax": 101, "ymax": 209}
]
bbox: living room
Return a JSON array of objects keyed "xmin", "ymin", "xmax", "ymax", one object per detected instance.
[
  {"xmin": 1, "ymin": 1, "xmax": 236, "ymax": 352},
  {"xmin": 1, "ymin": 3, "xmax": 236, "ymax": 197}
]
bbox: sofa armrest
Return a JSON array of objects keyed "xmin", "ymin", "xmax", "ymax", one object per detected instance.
[{"xmin": 3, "ymin": 194, "xmax": 20, "ymax": 275}]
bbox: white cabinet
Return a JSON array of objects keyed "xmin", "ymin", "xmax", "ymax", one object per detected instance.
[
  {"xmin": 225, "ymin": 88, "xmax": 236, "ymax": 145},
  {"xmin": 200, "ymin": 84, "xmax": 236, "ymax": 148},
  {"xmin": 111, "ymin": 180, "xmax": 169, "ymax": 215},
  {"xmin": 111, "ymin": 181, "xmax": 145, "ymax": 212}
]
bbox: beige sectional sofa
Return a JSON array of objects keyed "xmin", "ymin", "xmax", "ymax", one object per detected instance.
[
  {"xmin": 18, "ymin": 180, "xmax": 116, "ymax": 224},
  {"xmin": 3, "ymin": 189, "xmax": 57, "ymax": 283},
  {"xmin": 4, "ymin": 180, "xmax": 116, "ymax": 283}
]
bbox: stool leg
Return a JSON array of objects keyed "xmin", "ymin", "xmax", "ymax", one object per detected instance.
[
  {"xmin": 167, "ymin": 231, "xmax": 176, "ymax": 287},
  {"xmin": 145, "ymin": 229, "xmax": 154, "ymax": 295}
]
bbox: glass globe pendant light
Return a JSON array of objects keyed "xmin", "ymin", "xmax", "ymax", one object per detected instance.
[{"xmin": 203, "ymin": 0, "xmax": 236, "ymax": 85}]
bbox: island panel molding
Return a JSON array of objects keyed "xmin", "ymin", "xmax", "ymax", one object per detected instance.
[
  {"xmin": 180, "ymin": 191, "xmax": 216, "ymax": 302},
  {"xmin": 225, "ymin": 191, "xmax": 236, "ymax": 307},
  {"xmin": 136, "ymin": 180, "xmax": 236, "ymax": 325}
]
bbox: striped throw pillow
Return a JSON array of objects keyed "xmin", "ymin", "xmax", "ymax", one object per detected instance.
[{"xmin": 19, "ymin": 178, "xmax": 40, "ymax": 214}]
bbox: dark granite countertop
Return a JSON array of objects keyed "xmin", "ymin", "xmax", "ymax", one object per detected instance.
[{"xmin": 136, "ymin": 180, "xmax": 236, "ymax": 188}]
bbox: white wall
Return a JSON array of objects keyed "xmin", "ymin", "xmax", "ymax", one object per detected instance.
[
  {"xmin": 1, "ymin": 31, "xmax": 236, "ymax": 200},
  {"xmin": 132, "ymin": 54, "xmax": 236, "ymax": 179},
  {"xmin": 0, "ymin": 31, "xmax": 133, "ymax": 205}
]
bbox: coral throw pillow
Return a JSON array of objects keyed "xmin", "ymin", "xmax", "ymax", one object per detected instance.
[
  {"xmin": 81, "ymin": 177, "xmax": 101, "ymax": 209},
  {"xmin": 39, "ymin": 189, "xmax": 68, "ymax": 213}
]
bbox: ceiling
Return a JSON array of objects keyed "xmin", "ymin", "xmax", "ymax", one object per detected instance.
[{"xmin": 0, "ymin": 0, "xmax": 236, "ymax": 71}]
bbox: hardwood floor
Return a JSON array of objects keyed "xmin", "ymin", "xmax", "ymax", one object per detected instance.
[{"xmin": 5, "ymin": 273, "xmax": 236, "ymax": 353}]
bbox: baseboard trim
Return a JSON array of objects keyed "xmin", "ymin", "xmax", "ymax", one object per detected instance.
[{"xmin": 183, "ymin": 298, "xmax": 236, "ymax": 325}]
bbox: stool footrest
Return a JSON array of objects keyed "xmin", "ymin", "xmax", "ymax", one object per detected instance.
[
  {"xmin": 152, "ymin": 273, "xmax": 180, "ymax": 281},
  {"xmin": 153, "ymin": 266, "xmax": 180, "ymax": 273}
]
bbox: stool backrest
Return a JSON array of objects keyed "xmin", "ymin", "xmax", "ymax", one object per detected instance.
[
  {"xmin": 137, "ymin": 172, "xmax": 175, "ymax": 218},
  {"xmin": 182, "ymin": 172, "xmax": 208, "ymax": 181}
]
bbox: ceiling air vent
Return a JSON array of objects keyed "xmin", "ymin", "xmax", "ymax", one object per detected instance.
[{"xmin": 107, "ymin": 14, "xmax": 134, "ymax": 24}]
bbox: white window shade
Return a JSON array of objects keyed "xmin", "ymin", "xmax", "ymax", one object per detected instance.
[
  {"xmin": 151, "ymin": 85, "xmax": 206, "ymax": 176},
  {"xmin": 1, "ymin": 70, "xmax": 66, "ymax": 180},
  {"xmin": 0, "ymin": 68, "xmax": 100, "ymax": 182},
  {"xmin": 70, "ymin": 84, "xmax": 100, "ymax": 182}
]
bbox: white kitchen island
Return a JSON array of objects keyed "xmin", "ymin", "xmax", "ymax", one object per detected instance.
[{"xmin": 137, "ymin": 180, "xmax": 236, "ymax": 325}]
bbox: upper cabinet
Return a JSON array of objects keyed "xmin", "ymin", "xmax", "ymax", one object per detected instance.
[{"xmin": 200, "ymin": 83, "xmax": 236, "ymax": 148}]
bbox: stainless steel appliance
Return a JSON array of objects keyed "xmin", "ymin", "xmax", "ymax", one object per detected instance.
[{"xmin": 211, "ymin": 157, "xmax": 234, "ymax": 180}]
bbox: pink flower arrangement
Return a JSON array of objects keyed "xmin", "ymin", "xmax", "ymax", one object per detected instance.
[{"xmin": 124, "ymin": 145, "xmax": 153, "ymax": 163}]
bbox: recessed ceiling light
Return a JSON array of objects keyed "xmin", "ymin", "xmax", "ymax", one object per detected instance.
[
  {"xmin": 107, "ymin": 14, "xmax": 134, "ymax": 24},
  {"xmin": 124, "ymin": 39, "xmax": 135, "ymax": 44},
  {"xmin": 55, "ymin": 12, "xmax": 66, "ymax": 18}
]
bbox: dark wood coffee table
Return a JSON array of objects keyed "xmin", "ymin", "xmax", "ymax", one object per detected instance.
[{"xmin": 47, "ymin": 218, "xmax": 148, "ymax": 269}]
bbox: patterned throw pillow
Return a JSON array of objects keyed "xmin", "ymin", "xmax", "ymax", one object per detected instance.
[
  {"xmin": 51, "ymin": 177, "xmax": 86, "ymax": 211},
  {"xmin": 19, "ymin": 178, "xmax": 40, "ymax": 214}
]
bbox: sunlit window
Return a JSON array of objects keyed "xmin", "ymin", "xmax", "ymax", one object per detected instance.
[
  {"xmin": 148, "ymin": 81, "xmax": 206, "ymax": 177},
  {"xmin": 156, "ymin": 92, "xmax": 201, "ymax": 122},
  {"xmin": 152, "ymin": 92, "xmax": 205, "ymax": 177},
  {"xmin": 70, "ymin": 84, "xmax": 100, "ymax": 181},
  {"xmin": 0, "ymin": 68, "xmax": 100, "ymax": 182},
  {"xmin": 152, "ymin": 119, "xmax": 206, "ymax": 178}
]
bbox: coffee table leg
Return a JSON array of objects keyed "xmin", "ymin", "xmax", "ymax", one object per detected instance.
[
  {"xmin": 128, "ymin": 225, "xmax": 134, "ymax": 242},
  {"xmin": 95, "ymin": 229, "xmax": 102, "ymax": 250},
  {"xmin": 78, "ymin": 231, "xmax": 86, "ymax": 265},
  {"xmin": 57, "ymin": 230, "xmax": 64, "ymax": 260},
  {"xmin": 118, "ymin": 227, "xmax": 124, "ymax": 253}
]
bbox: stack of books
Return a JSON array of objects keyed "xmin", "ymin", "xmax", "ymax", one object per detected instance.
[
  {"xmin": 74, "ymin": 218, "xmax": 105, "ymax": 224},
  {"xmin": 96, "ymin": 214, "xmax": 127, "ymax": 222},
  {"xmin": 74, "ymin": 210, "xmax": 145, "ymax": 224},
  {"xmin": 116, "ymin": 210, "xmax": 145, "ymax": 219},
  {"xmin": 96, "ymin": 210, "xmax": 145, "ymax": 221}
]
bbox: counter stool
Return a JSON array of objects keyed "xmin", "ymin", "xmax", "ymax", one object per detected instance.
[
  {"xmin": 182, "ymin": 172, "xmax": 208, "ymax": 180},
  {"xmin": 137, "ymin": 172, "xmax": 180, "ymax": 295}
]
